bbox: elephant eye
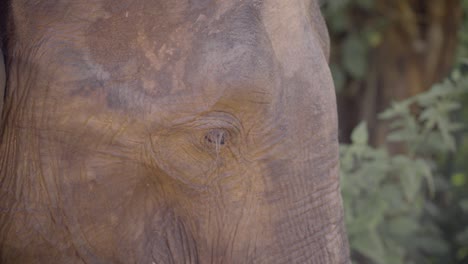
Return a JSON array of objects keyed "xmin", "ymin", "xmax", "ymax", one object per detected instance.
[{"xmin": 204, "ymin": 129, "xmax": 229, "ymax": 147}]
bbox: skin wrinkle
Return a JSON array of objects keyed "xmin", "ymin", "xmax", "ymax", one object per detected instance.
[
  {"xmin": 260, "ymin": 2, "xmax": 348, "ymax": 264},
  {"xmin": 0, "ymin": 0, "xmax": 350, "ymax": 263}
]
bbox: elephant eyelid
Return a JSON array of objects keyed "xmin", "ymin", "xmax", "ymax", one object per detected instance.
[
  {"xmin": 183, "ymin": 112, "xmax": 243, "ymax": 151},
  {"xmin": 176, "ymin": 111, "xmax": 243, "ymax": 135}
]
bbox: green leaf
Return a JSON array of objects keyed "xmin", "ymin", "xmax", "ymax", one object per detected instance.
[
  {"xmin": 415, "ymin": 159, "xmax": 434, "ymax": 196},
  {"xmin": 351, "ymin": 230, "xmax": 386, "ymax": 264},
  {"xmin": 393, "ymin": 156, "xmax": 423, "ymax": 202},
  {"xmin": 451, "ymin": 173, "xmax": 467, "ymax": 187},
  {"xmin": 351, "ymin": 122, "xmax": 369, "ymax": 145}
]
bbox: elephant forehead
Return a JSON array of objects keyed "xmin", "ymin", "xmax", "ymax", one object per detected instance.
[
  {"xmin": 85, "ymin": 1, "xmax": 270, "ymax": 81},
  {"xmin": 13, "ymin": 0, "xmax": 329, "ymax": 126},
  {"xmin": 77, "ymin": 1, "xmax": 279, "ymax": 121}
]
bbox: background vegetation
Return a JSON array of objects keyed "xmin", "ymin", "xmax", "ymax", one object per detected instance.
[{"xmin": 321, "ymin": 0, "xmax": 468, "ymax": 263}]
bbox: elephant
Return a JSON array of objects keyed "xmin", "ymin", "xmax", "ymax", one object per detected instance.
[{"xmin": 0, "ymin": 0, "xmax": 350, "ymax": 263}]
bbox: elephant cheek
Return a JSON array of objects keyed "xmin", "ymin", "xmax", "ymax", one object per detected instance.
[
  {"xmin": 250, "ymin": 76, "xmax": 349, "ymax": 262},
  {"xmin": 255, "ymin": 151, "xmax": 347, "ymax": 263}
]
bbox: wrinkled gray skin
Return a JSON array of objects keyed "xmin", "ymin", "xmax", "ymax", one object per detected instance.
[{"xmin": 0, "ymin": 0, "xmax": 350, "ymax": 263}]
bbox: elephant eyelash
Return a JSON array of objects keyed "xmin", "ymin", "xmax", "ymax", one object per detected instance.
[{"xmin": 204, "ymin": 128, "xmax": 230, "ymax": 147}]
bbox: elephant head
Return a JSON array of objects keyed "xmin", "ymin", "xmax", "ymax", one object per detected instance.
[{"xmin": 0, "ymin": 0, "xmax": 350, "ymax": 263}]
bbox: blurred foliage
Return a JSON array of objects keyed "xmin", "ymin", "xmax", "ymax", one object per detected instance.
[
  {"xmin": 324, "ymin": 0, "xmax": 468, "ymax": 263},
  {"xmin": 341, "ymin": 72, "xmax": 468, "ymax": 263},
  {"xmin": 438, "ymin": 8, "xmax": 468, "ymax": 260}
]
